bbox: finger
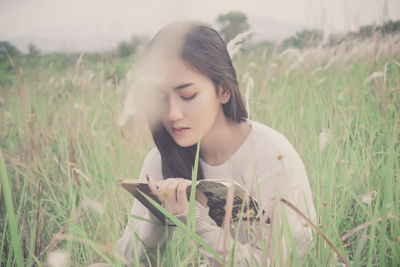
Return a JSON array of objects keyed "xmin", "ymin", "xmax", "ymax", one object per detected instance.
[
  {"xmin": 147, "ymin": 175, "xmax": 159, "ymax": 195},
  {"xmin": 153, "ymin": 179, "xmax": 179, "ymax": 204},
  {"xmin": 164, "ymin": 180, "xmax": 181, "ymax": 201},
  {"xmin": 165, "ymin": 179, "xmax": 188, "ymax": 202},
  {"xmin": 175, "ymin": 180, "xmax": 190, "ymax": 202},
  {"xmin": 155, "ymin": 178, "xmax": 181, "ymax": 190},
  {"xmin": 177, "ymin": 181, "xmax": 192, "ymax": 204}
]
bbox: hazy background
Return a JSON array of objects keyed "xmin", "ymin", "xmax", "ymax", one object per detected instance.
[{"xmin": 1, "ymin": 0, "xmax": 400, "ymax": 53}]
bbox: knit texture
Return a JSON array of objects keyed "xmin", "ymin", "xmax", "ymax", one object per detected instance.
[{"xmin": 117, "ymin": 120, "xmax": 316, "ymax": 266}]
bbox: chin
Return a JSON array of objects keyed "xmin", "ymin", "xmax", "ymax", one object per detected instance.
[{"xmin": 174, "ymin": 138, "xmax": 197, "ymax": 148}]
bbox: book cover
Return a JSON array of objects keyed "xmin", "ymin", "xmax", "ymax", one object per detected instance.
[{"xmin": 119, "ymin": 178, "xmax": 269, "ymax": 227}]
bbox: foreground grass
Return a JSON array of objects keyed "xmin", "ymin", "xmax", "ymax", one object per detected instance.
[{"xmin": 1, "ymin": 35, "xmax": 399, "ymax": 266}]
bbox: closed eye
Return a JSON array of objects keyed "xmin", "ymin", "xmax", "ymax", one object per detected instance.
[{"xmin": 181, "ymin": 93, "xmax": 197, "ymax": 101}]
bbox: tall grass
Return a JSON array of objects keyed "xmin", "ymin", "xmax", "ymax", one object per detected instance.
[{"xmin": 0, "ymin": 34, "xmax": 399, "ymax": 266}]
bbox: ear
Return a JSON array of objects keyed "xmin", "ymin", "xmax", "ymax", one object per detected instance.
[{"xmin": 218, "ymin": 86, "xmax": 231, "ymax": 104}]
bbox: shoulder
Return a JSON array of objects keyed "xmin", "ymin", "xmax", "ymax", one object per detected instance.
[
  {"xmin": 144, "ymin": 146, "xmax": 162, "ymax": 165},
  {"xmin": 248, "ymin": 120, "xmax": 306, "ymax": 175},
  {"xmin": 250, "ymin": 120, "xmax": 295, "ymax": 153}
]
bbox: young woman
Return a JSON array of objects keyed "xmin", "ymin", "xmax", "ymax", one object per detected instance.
[{"xmin": 117, "ymin": 22, "xmax": 316, "ymax": 266}]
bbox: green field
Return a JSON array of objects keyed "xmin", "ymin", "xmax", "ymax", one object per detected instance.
[{"xmin": 1, "ymin": 34, "xmax": 399, "ymax": 266}]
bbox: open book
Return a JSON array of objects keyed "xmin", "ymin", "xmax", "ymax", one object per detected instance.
[{"xmin": 119, "ymin": 178, "xmax": 269, "ymax": 227}]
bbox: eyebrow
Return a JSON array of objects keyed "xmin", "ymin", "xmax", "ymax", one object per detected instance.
[{"xmin": 173, "ymin": 83, "xmax": 194, "ymax": 91}]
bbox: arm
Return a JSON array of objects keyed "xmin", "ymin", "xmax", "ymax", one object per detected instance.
[
  {"xmin": 175, "ymin": 166, "xmax": 316, "ymax": 266},
  {"xmin": 256, "ymin": 160, "xmax": 317, "ymax": 262},
  {"xmin": 176, "ymin": 201, "xmax": 268, "ymax": 267},
  {"xmin": 145, "ymin": 176, "xmax": 268, "ymax": 266},
  {"xmin": 117, "ymin": 148, "xmax": 166, "ymax": 265}
]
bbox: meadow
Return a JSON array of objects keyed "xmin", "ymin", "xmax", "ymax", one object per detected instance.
[{"xmin": 1, "ymin": 32, "xmax": 399, "ymax": 266}]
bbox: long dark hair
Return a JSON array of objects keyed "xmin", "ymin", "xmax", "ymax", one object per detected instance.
[{"xmin": 146, "ymin": 22, "xmax": 248, "ymax": 180}]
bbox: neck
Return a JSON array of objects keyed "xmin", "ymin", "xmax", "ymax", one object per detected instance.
[{"xmin": 200, "ymin": 112, "xmax": 250, "ymax": 166}]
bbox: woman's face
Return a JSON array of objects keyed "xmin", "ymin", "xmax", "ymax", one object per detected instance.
[{"xmin": 157, "ymin": 58, "xmax": 227, "ymax": 147}]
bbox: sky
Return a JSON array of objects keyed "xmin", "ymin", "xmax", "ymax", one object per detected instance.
[{"xmin": 1, "ymin": 0, "xmax": 399, "ymax": 52}]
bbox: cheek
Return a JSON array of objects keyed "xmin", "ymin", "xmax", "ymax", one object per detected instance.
[
  {"xmin": 194, "ymin": 91, "xmax": 220, "ymax": 112},
  {"xmin": 191, "ymin": 94, "xmax": 221, "ymax": 128}
]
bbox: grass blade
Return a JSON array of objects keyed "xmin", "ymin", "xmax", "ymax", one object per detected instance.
[
  {"xmin": 0, "ymin": 150, "xmax": 24, "ymax": 267},
  {"xmin": 139, "ymin": 190, "xmax": 222, "ymax": 264}
]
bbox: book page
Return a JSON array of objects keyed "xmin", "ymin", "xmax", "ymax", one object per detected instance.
[{"xmin": 196, "ymin": 180, "xmax": 264, "ymax": 226}]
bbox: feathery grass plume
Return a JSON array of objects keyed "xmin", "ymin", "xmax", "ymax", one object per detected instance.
[
  {"xmin": 227, "ymin": 30, "xmax": 254, "ymax": 58},
  {"xmin": 82, "ymin": 196, "xmax": 105, "ymax": 215},
  {"xmin": 278, "ymin": 48, "xmax": 302, "ymax": 61},
  {"xmin": 73, "ymin": 103, "xmax": 85, "ymax": 111},
  {"xmin": 317, "ymin": 77, "xmax": 327, "ymax": 85},
  {"xmin": 65, "ymin": 160, "xmax": 92, "ymax": 184},
  {"xmin": 311, "ymin": 66, "xmax": 323, "ymax": 76},
  {"xmin": 361, "ymin": 189, "xmax": 377, "ymax": 204},
  {"xmin": 47, "ymin": 249, "xmax": 69, "ymax": 267},
  {"xmin": 323, "ymin": 57, "xmax": 337, "ymax": 70},
  {"xmin": 73, "ymin": 53, "xmax": 84, "ymax": 86},
  {"xmin": 364, "ymin": 72, "xmax": 384, "ymax": 84}
]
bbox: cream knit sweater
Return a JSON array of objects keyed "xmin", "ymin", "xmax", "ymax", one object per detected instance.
[{"xmin": 117, "ymin": 120, "xmax": 316, "ymax": 266}]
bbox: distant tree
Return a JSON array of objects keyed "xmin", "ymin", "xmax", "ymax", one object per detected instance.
[
  {"xmin": 359, "ymin": 25, "xmax": 376, "ymax": 37},
  {"xmin": 216, "ymin": 11, "xmax": 250, "ymax": 42},
  {"xmin": 0, "ymin": 41, "xmax": 21, "ymax": 59},
  {"xmin": 115, "ymin": 35, "xmax": 148, "ymax": 58},
  {"xmin": 28, "ymin": 43, "xmax": 40, "ymax": 56},
  {"xmin": 380, "ymin": 20, "xmax": 400, "ymax": 34},
  {"xmin": 117, "ymin": 41, "xmax": 135, "ymax": 58},
  {"xmin": 354, "ymin": 19, "xmax": 400, "ymax": 39},
  {"xmin": 282, "ymin": 29, "xmax": 323, "ymax": 49}
]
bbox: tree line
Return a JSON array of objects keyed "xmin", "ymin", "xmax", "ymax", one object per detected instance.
[{"xmin": 1, "ymin": 11, "xmax": 399, "ymax": 88}]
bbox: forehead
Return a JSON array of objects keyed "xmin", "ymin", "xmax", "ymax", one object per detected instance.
[{"xmin": 161, "ymin": 58, "xmax": 208, "ymax": 88}]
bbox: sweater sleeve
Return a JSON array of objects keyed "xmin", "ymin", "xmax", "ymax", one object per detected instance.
[
  {"xmin": 256, "ymin": 164, "xmax": 316, "ymax": 261},
  {"xmin": 117, "ymin": 148, "xmax": 166, "ymax": 265},
  {"xmin": 176, "ymin": 166, "xmax": 316, "ymax": 266},
  {"xmin": 176, "ymin": 201, "xmax": 269, "ymax": 267}
]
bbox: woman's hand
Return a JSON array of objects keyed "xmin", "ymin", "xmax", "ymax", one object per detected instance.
[{"xmin": 147, "ymin": 175, "xmax": 207, "ymax": 215}]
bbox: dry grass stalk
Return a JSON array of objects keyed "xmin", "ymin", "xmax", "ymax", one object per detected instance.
[
  {"xmin": 364, "ymin": 72, "xmax": 384, "ymax": 84},
  {"xmin": 48, "ymin": 234, "xmax": 124, "ymax": 264},
  {"xmin": 35, "ymin": 206, "xmax": 89, "ymax": 262},
  {"xmin": 341, "ymin": 214, "xmax": 399, "ymax": 243},
  {"xmin": 65, "ymin": 160, "xmax": 92, "ymax": 184},
  {"xmin": 262, "ymin": 198, "xmax": 280, "ymax": 266},
  {"xmin": 34, "ymin": 182, "xmax": 43, "ymax": 258},
  {"xmin": 221, "ymin": 180, "xmax": 235, "ymax": 266},
  {"xmin": 276, "ymin": 198, "xmax": 350, "ymax": 266},
  {"xmin": 2, "ymin": 151, "xmax": 42, "ymax": 176},
  {"xmin": 73, "ymin": 53, "xmax": 84, "ymax": 86}
]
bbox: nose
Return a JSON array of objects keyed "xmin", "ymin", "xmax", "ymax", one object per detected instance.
[{"xmin": 167, "ymin": 97, "xmax": 183, "ymax": 121}]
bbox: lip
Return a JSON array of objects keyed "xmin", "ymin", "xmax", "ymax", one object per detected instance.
[{"xmin": 172, "ymin": 126, "xmax": 190, "ymax": 134}]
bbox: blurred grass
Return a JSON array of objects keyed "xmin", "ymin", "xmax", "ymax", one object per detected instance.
[{"xmin": 0, "ymin": 34, "xmax": 399, "ymax": 266}]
